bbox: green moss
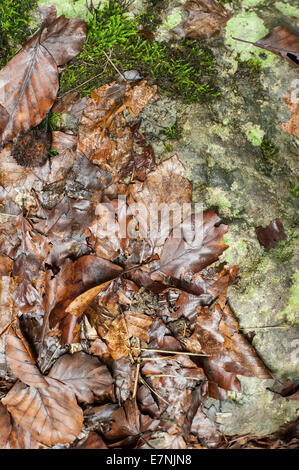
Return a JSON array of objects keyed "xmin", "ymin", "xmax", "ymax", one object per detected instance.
[
  {"xmin": 258, "ymin": 136, "xmax": 279, "ymax": 175},
  {"xmin": 59, "ymin": 1, "xmax": 219, "ymax": 103},
  {"xmin": 163, "ymin": 122, "xmax": 182, "ymax": 140},
  {"xmin": 0, "ymin": 0, "xmax": 37, "ymax": 67},
  {"xmin": 290, "ymin": 178, "xmax": 299, "ymax": 197},
  {"xmin": 268, "ymin": 229, "xmax": 298, "ymax": 263}
]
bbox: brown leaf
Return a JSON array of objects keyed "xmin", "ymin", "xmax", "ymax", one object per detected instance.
[
  {"xmin": 234, "ymin": 26, "xmax": 299, "ymax": 67},
  {"xmin": 26, "ymin": 15, "xmax": 87, "ymax": 67},
  {"xmin": 65, "ymin": 279, "xmax": 115, "ymax": 317},
  {"xmin": 279, "ymin": 88, "xmax": 299, "ymax": 138},
  {"xmin": 76, "ymin": 431, "xmax": 107, "ymax": 449},
  {"xmin": 48, "ymin": 351, "xmax": 114, "ymax": 404},
  {"xmin": 129, "ymin": 155, "xmax": 192, "ymax": 247},
  {"xmin": 5, "ymin": 334, "xmax": 47, "ymax": 387},
  {"xmin": 184, "ymin": 303, "xmax": 272, "ymax": 393},
  {"xmin": 256, "ymin": 219, "xmax": 287, "ymax": 249},
  {"xmin": 141, "ymin": 355, "xmax": 205, "ymax": 425},
  {"xmin": 190, "ymin": 405, "xmax": 221, "ymax": 447},
  {"xmin": 51, "ymin": 131, "xmax": 77, "ymax": 154},
  {"xmin": 173, "ymin": 0, "xmax": 231, "ymax": 39},
  {"xmin": 0, "ymin": 15, "xmax": 86, "ymax": 144},
  {"xmin": 0, "ymin": 32, "xmax": 58, "ymax": 144},
  {"xmin": 0, "ymin": 403, "xmax": 11, "ymax": 449},
  {"xmin": 158, "ymin": 210, "xmax": 228, "ymax": 280},
  {"xmin": 104, "ymin": 398, "xmax": 159, "ymax": 446},
  {"xmin": 47, "ymin": 255, "xmax": 123, "ymax": 344},
  {"xmin": 2, "ymin": 378, "xmax": 83, "ymax": 446}
]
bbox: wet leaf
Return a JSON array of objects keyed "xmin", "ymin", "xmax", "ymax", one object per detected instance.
[
  {"xmin": 48, "ymin": 351, "xmax": 114, "ymax": 404},
  {"xmin": 173, "ymin": 0, "xmax": 231, "ymax": 39},
  {"xmin": 233, "ymin": 26, "xmax": 299, "ymax": 67},
  {"xmin": 279, "ymin": 88, "xmax": 299, "ymax": 138},
  {"xmin": 256, "ymin": 219, "xmax": 287, "ymax": 249},
  {"xmin": 158, "ymin": 211, "xmax": 228, "ymax": 280}
]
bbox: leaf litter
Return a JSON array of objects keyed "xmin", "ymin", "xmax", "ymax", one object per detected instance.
[{"xmin": 0, "ymin": 4, "xmax": 296, "ymax": 450}]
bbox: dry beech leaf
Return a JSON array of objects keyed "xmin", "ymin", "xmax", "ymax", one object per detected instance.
[
  {"xmin": 0, "ymin": 403, "xmax": 11, "ymax": 449},
  {"xmin": 256, "ymin": 219, "xmax": 287, "ymax": 250},
  {"xmin": 48, "ymin": 351, "xmax": 114, "ymax": 404},
  {"xmin": 103, "ymin": 398, "xmax": 159, "ymax": 446},
  {"xmin": 184, "ymin": 303, "xmax": 272, "ymax": 394},
  {"xmin": 233, "ymin": 26, "xmax": 299, "ymax": 67},
  {"xmin": 279, "ymin": 88, "xmax": 299, "ymax": 138},
  {"xmin": 158, "ymin": 210, "xmax": 228, "ymax": 280},
  {"xmin": 0, "ymin": 32, "xmax": 58, "ymax": 144},
  {"xmin": 173, "ymin": 0, "xmax": 231, "ymax": 40},
  {"xmin": 130, "ymin": 155, "xmax": 192, "ymax": 246},
  {"xmin": 51, "ymin": 131, "xmax": 77, "ymax": 154},
  {"xmin": 3, "ymin": 334, "xmax": 83, "ymax": 446},
  {"xmin": 0, "ymin": 14, "xmax": 86, "ymax": 144},
  {"xmin": 2, "ymin": 378, "xmax": 83, "ymax": 446},
  {"xmin": 5, "ymin": 334, "xmax": 47, "ymax": 388},
  {"xmin": 65, "ymin": 279, "xmax": 115, "ymax": 317}
]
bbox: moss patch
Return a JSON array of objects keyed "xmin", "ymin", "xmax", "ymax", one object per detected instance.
[
  {"xmin": 0, "ymin": 0, "xmax": 37, "ymax": 67},
  {"xmin": 59, "ymin": 1, "xmax": 219, "ymax": 103}
]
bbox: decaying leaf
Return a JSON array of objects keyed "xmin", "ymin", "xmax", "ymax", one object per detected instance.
[
  {"xmin": 157, "ymin": 211, "xmax": 228, "ymax": 280},
  {"xmin": 279, "ymin": 88, "xmax": 299, "ymax": 138},
  {"xmin": 48, "ymin": 351, "xmax": 114, "ymax": 404},
  {"xmin": 256, "ymin": 219, "xmax": 287, "ymax": 249},
  {"xmin": 184, "ymin": 302, "xmax": 272, "ymax": 395},
  {"xmin": 233, "ymin": 26, "xmax": 299, "ymax": 67},
  {"xmin": 103, "ymin": 399, "xmax": 159, "ymax": 447},
  {"xmin": 0, "ymin": 12, "xmax": 86, "ymax": 144},
  {"xmin": 173, "ymin": 0, "xmax": 231, "ymax": 39},
  {"xmin": 3, "ymin": 334, "xmax": 83, "ymax": 446}
]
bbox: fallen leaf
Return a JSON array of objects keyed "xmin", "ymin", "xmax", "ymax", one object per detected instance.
[
  {"xmin": 65, "ymin": 279, "xmax": 116, "ymax": 317},
  {"xmin": 173, "ymin": 0, "xmax": 231, "ymax": 39},
  {"xmin": 3, "ymin": 334, "xmax": 83, "ymax": 445},
  {"xmin": 157, "ymin": 210, "xmax": 228, "ymax": 280},
  {"xmin": 76, "ymin": 431, "xmax": 107, "ymax": 449},
  {"xmin": 184, "ymin": 302, "xmax": 272, "ymax": 394},
  {"xmin": 48, "ymin": 351, "xmax": 114, "ymax": 404},
  {"xmin": 279, "ymin": 88, "xmax": 299, "ymax": 138},
  {"xmin": 0, "ymin": 31, "xmax": 58, "ymax": 144},
  {"xmin": 233, "ymin": 26, "xmax": 299, "ymax": 67},
  {"xmin": 103, "ymin": 398, "xmax": 159, "ymax": 447},
  {"xmin": 256, "ymin": 219, "xmax": 287, "ymax": 249},
  {"xmin": 0, "ymin": 14, "xmax": 86, "ymax": 144}
]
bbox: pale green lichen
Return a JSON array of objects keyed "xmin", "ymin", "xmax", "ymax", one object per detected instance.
[
  {"xmin": 225, "ymin": 12, "xmax": 277, "ymax": 66},
  {"xmin": 280, "ymin": 271, "xmax": 299, "ymax": 324},
  {"xmin": 275, "ymin": 1, "xmax": 299, "ymax": 18},
  {"xmin": 243, "ymin": 122, "xmax": 265, "ymax": 146},
  {"xmin": 207, "ymin": 188, "xmax": 231, "ymax": 214},
  {"xmin": 242, "ymin": 0, "xmax": 266, "ymax": 7},
  {"xmin": 38, "ymin": 0, "xmax": 106, "ymax": 19},
  {"xmin": 164, "ymin": 9, "xmax": 182, "ymax": 30}
]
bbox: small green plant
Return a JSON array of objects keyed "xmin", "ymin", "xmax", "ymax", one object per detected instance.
[
  {"xmin": 258, "ymin": 136, "xmax": 278, "ymax": 176},
  {"xmin": 0, "ymin": 0, "xmax": 37, "ymax": 67},
  {"xmin": 59, "ymin": 1, "xmax": 219, "ymax": 103},
  {"xmin": 164, "ymin": 122, "xmax": 182, "ymax": 140}
]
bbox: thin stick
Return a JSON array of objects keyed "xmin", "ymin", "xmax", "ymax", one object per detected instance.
[
  {"xmin": 140, "ymin": 348, "xmax": 209, "ymax": 356},
  {"xmin": 143, "ymin": 374, "xmax": 201, "ymax": 381},
  {"xmin": 59, "ymin": 71, "xmax": 106, "ymax": 98},
  {"xmin": 139, "ymin": 375, "xmax": 169, "ymax": 405},
  {"xmin": 133, "ymin": 362, "xmax": 140, "ymax": 399},
  {"xmin": 103, "ymin": 50, "xmax": 127, "ymax": 81}
]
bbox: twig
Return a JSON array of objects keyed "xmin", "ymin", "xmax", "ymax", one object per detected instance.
[
  {"xmin": 59, "ymin": 70, "xmax": 107, "ymax": 98},
  {"xmin": 133, "ymin": 362, "xmax": 140, "ymax": 399},
  {"xmin": 143, "ymin": 374, "xmax": 201, "ymax": 381},
  {"xmin": 140, "ymin": 348, "xmax": 209, "ymax": 356},
  {"xmin": 103, "ymin": 50, "xmax": 127, "ymax": 81},
  {"xmin": 139, "ymin": 375, "xmax": 169, "ymax": 405},
  {"xmin": 240, "ymin": 325, "xmax": 292, "ymax": 330}
]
